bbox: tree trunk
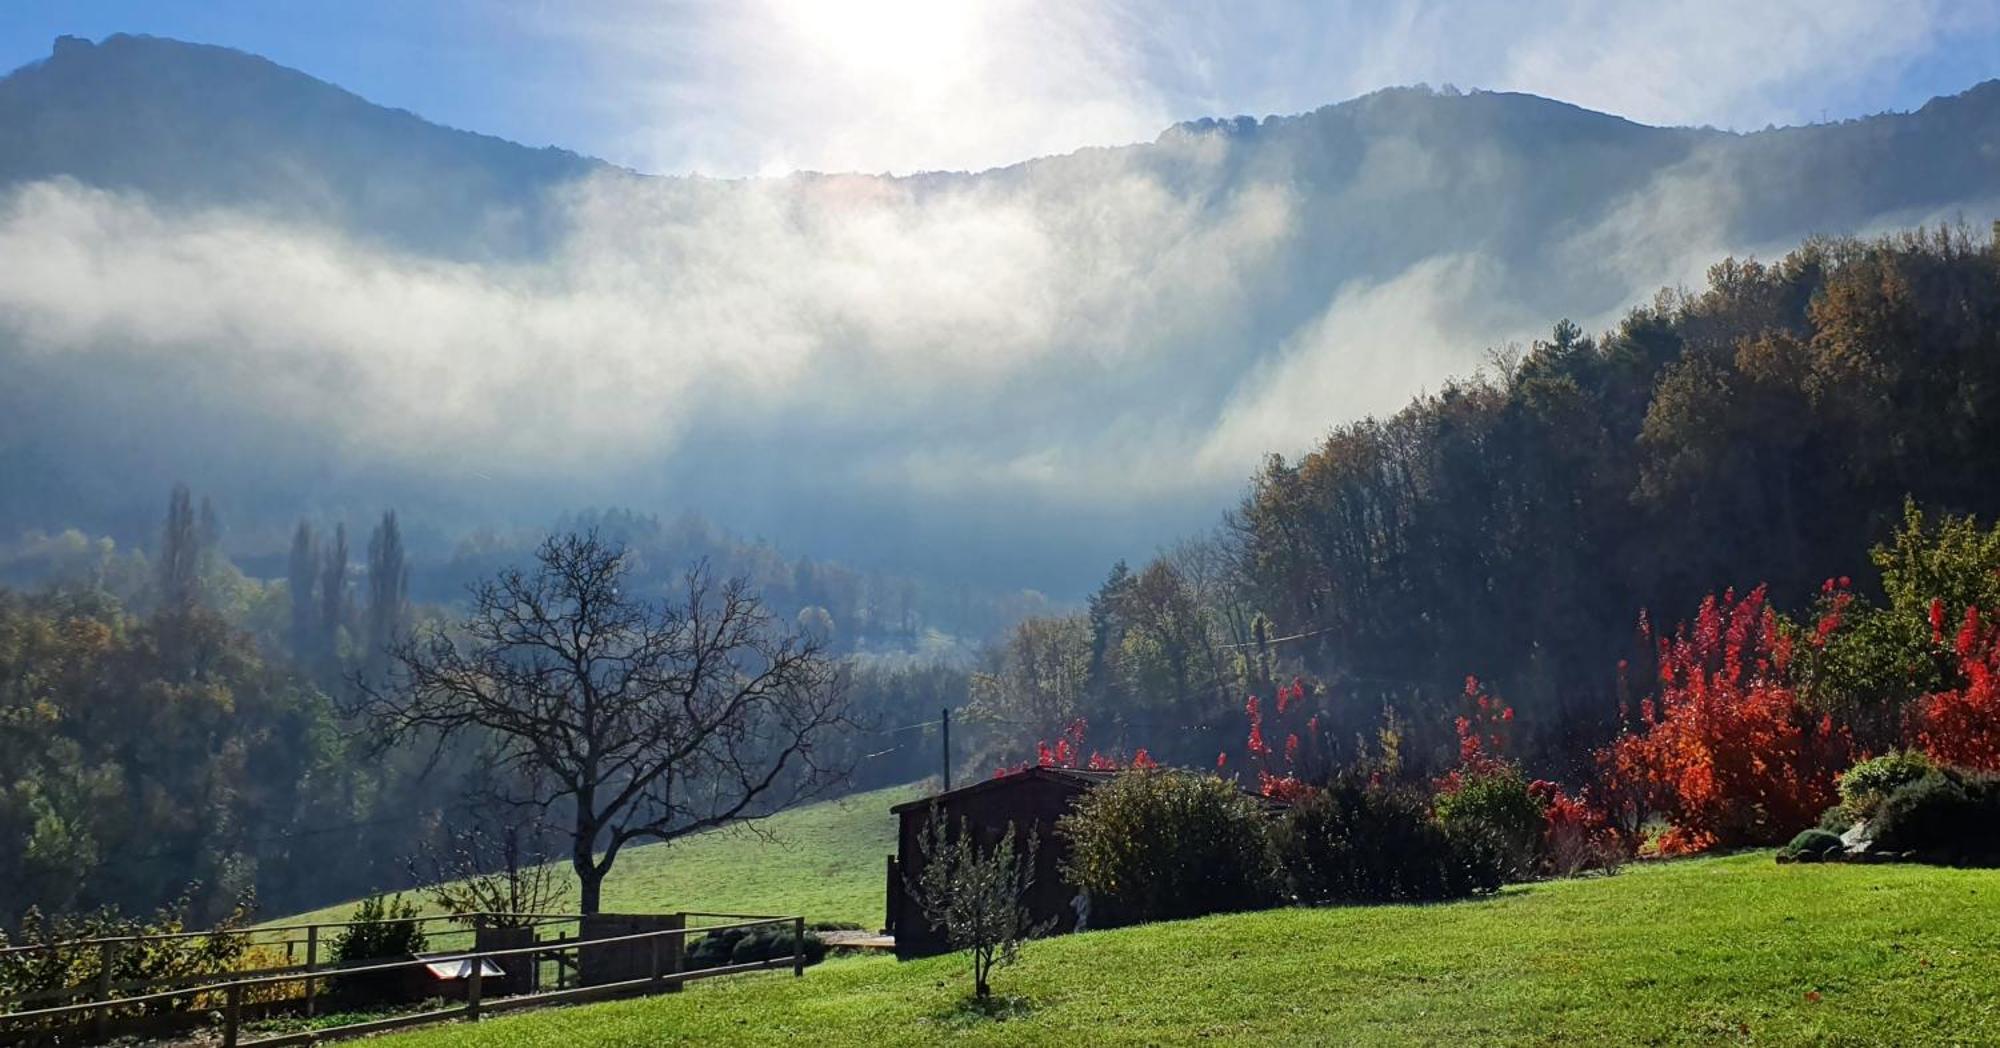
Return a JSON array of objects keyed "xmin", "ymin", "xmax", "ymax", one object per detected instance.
[{"xmin": 576, "ymin": 858, "xmax": 604, "ymax": 915}]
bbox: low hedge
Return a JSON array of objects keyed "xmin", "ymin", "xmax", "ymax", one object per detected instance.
[
  {"xmin": 1870, "ymin": 768, "xmax": 2000, "ymax": 866},
  {"xmin": 1280, "ymin": 776, "xmax": 1505, "ymax": 903}
]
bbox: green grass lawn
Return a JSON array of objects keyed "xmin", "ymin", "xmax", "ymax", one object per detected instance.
[
  {"xmin": 368, "ymin": 853, "xmax": 2000, "ymax": 1047},
  {"xmin": 276, "ymin": 783, "xmax": 920, "ymax": 932}
]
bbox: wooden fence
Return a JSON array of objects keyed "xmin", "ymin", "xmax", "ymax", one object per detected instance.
[
  {"xmin": 0, "ymin": 911, "xmax": 805, "ymax": 1047},
  {"xmin": 0, "ymin": 911, "xmax": 562, "ymax": 1017}
]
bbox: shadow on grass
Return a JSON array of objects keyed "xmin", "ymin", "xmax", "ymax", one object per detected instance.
[{"xmin": 929, "ymin": 993, "xmax": 1036, "ymax": 1029}]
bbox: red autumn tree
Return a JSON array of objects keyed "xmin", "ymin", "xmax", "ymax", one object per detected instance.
[
  {"xmin": 1911, "ymin": 606, "xmax": 2000, "ymax": 771},
  {"xmin": 996, "ymin": 718, "xmax": 1156, "ymax": 778},
  {"xmin": 1221, "ymin": 679, "xmax": 1319, "ymax": 801},
  {"xmin": 1597, "ymin": 585, "xmax": 1853, "ymax": 853},
  {"xmin": 1434, "ymin": 675, "xmax": 1515, "ymax": 795}
]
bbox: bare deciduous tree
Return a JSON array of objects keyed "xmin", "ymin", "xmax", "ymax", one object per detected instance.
[{"xmin": 359, "ymin": 531, "xmax": 850, "ymax": 914}]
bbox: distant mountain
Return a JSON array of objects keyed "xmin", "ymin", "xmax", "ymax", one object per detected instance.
[
  {"xmin": 0, "ymin": 34, "xmax": 1996, "ymax": 590},
  {"xmin": 0, "ymin": 34, "xmax": 605, "ymax": 257}
]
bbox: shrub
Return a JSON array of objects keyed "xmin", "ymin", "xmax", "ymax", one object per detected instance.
[
  {"xmin": 1778, "ymin": 829, "xmax": 1846, "ymax": 862},
  {"xmin": 686, "ymin": 925, "xmax": 826, "ymax": 969},
  {"xmin": 1870, "ymin": 769, "xmax": 2000, "ymax": 866},
  {"xmin": 1837, "ymin": 750, "xmax": 1935, "ymax": 821},
  {"xmin": 1058, "ymin": 769, "xmax": 1279, "ymax": 925},
  {"xmin": 330, "ymin": 893, "xmax": 428, "ymax": 964},
  {"xmin": 1533, "ymin": 780, "xmax": 1627, "ymax": 876},
  {"xmin": 1277, "ymin": 777, "xmax": 1503, "ymax": 903},
  {"xmin": 0, "ymin": 888, "xmax": 252, "ymax": 1018},
  {"xmin": 1219, "ymin": 681, "xmax": 1324, "ymax": 801},
  {"xmin": 1434, "ymin": 769, "xmax": 1544, "ymax": 881},
  {"xmin": 1597, "ymin": 586, "xmax": 1853, "ymax": 852},
  {"xmin": 1433, "ymin": 681, "xmax": 1623, "ymax": 879}
]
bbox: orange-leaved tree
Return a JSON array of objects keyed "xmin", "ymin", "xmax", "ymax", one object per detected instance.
[{"xmin": 1598, "ymin": 585, "xmax": 1852, "ymax": 853}]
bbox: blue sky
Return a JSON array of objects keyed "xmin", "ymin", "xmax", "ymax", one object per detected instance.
[
  {"xmin": 3, "ymin": 1, "xmax": 1998, "ymax": 177},
  {"xmin": 3, "ymin": 0, "xmax": 2000, "ymax": 176}
]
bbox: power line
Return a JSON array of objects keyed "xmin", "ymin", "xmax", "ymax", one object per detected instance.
[{"xmin": 1218, "ymin": 624, "xmax": 1341, "ymax": 649}]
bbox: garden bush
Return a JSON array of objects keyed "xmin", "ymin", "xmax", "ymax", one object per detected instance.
[
  {"xmin": 1434, "ymin": 768, "xmax": 1545, "ymax": 881},
  {"xmin": 1911, "ymin": 606, "xmax": 2000, "ymax": 772},
  {"xmin": 1869, "ymin": 769, "xmax": 2000, "ymax": 866},
  {"xmin": 329, "ymin": 894, "xmax": 428, "ymax": 964},
  {"xmin": 686, "ymin": 924, "xmax": 826, "ymax": 969},
  {"xmin": 1778, "ymin": 828, "xmax": 1846, "ymax": 862},
  {"xmin": 1533, "ymin": 780, "xmax": 1627, "ymax": 876},
  {"xmin": 328, "ymin": 893, "xmax": 428, "ymax": 1005},
  {"xmin": 1057, "ymin": 769, "xmax": 1279, "ymax": 925},
  {"xmin": 1277, "ymin": 776, "xmax": 1503, "ymax": 903},
  {"xmin": 0, "ymin": 888, "xmax": 252, "ymax": 1018},
  {"xmin": 1836, "ymin": 750, "xmax": 1935, "ymax": 822}
]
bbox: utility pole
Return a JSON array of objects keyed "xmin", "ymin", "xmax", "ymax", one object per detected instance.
[{"xmin": 940, "ymin": 707, "xmax": 951, "ymax": 793}]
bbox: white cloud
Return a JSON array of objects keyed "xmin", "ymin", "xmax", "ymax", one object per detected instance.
[
  {"xmin": 1196, "ymin": 253, "xmax": 1532, "ymax": 475},
  {"xmin": 0, "ymin": 158, "xmax": 1298, "ymax": 490},
  {"xmin": 1492, "ymin": 0, "xmax": 1952, "ymax": 129}
]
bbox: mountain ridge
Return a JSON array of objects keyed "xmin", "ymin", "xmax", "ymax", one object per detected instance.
[
  {"xmin": 12, "ymin": 33, "xmax": 1997, "ymax": 185},
  {"xmin": 0, "ymin": 32, "xmax": 1996, "ymax": 592}
]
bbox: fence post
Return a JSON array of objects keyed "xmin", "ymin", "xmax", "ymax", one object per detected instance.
[
  {"xmin": 94, "ymin": 940, "xmax": 116, "ymax": 1040},
  {"xmin": 648, "ymin": 931, "xmax": 661, "ymax": 985},
  {"xmin": 885, "ymin": 855, "xmax": 899, "ymax": 935},
  {"xmin": 665, "ymin": 914, "xmax": 684, "ymax": 994},
  {"xmin": 792, "ymin": 917, "xmax": 805, "ymax": 978},
  {"xmin": 223, "ymin": 979, "xmax": 242, "ymax": 1048},
  {"xmin": 466, "ymin": 954, "xmax": 483, "ymax": 1022},
  {"xmin": 304, "ymin": 925, "xmax": 319, "ymax": 1017}
]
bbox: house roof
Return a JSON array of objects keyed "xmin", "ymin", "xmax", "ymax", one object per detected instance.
[{"xmin": 889, "ymin": 765, "xmax": 1119, "ymax": 815}]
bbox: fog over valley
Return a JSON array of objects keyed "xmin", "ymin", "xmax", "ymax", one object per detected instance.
[{"xmin": 2, "ymin": 33, "xmax": 1998, "ymax": 593}]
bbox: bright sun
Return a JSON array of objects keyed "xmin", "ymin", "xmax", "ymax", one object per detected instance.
[{"xmin": 772, "ymin": 0, "xmax": 982, "ymax": 89}]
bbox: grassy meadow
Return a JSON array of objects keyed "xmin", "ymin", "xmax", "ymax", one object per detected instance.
[
  {"xmin": 359, "ymin": 851, "xmax": 1999, "ymax": 1046},
  {"xmin": 276, "ymin": 783, "xmax": 921, "ymax": 932}
]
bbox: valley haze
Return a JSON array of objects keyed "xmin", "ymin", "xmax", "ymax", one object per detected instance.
[{"xmin": 2, "ymin": 33, "xmax": 1998, "ymax": 595}]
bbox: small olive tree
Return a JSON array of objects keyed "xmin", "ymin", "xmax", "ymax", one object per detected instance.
[{"xmin": 907, "ymin": 808, "xmax": 1052, "ymax": 1002}]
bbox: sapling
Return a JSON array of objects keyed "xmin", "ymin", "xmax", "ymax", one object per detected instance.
[{"xmin": 907, "ymin": 807, "xmax": 1052, "ymax": 1003}]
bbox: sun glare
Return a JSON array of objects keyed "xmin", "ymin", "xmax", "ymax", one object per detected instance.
[{"xmin": 773, "ymin": 0, "xmax": 980, "ymax": 89}]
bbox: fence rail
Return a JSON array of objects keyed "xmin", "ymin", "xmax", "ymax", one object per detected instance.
[
  {"xmin": 0, "ymin": 914, "xmax": 584, "ymax": 1012},
  {"xmin": 0, "ymin": 912, "xmax": 806, "ymax": 1047},
  {"xmin": 0, "ymin": 910, "xmax": 574, "ymax": 958}
]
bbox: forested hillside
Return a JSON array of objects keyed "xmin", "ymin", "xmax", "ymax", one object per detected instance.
[{"xmin": 965, "ymin": 225, "xmax": 2000, "ymax": 781}]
